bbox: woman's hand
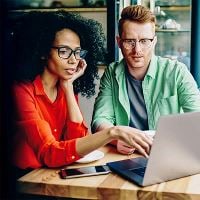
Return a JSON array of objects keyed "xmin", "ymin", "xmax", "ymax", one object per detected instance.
[
  {"xmin": 110, "ymin": 126, "xmax": 153, "ymax": 158},
  {"xmin": 76, "ymin": 126, "xmax": 153, "ymax": 159},
  {"xmin": 59, "ymin": 59, "xmax": 87, "ymax": 124},
  {"xmin": 60, "ymin": 59, "xmax": 87, "ymax": 92},
  {"xmin": 68, "ymin": 59, "xmax": 87, "ymax": 83}
]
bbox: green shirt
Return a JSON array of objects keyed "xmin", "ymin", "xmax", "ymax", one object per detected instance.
[{"xmin": 92, "ymin": 55, "xmax": 200, "ymax": 130}]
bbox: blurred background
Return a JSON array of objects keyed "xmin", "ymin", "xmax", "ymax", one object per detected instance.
[{"xmin": 5, "ymin": 0, "xmax": 106, "ymax": 8}]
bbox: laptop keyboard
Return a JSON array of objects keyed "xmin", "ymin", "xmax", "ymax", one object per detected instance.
[{"xmin": 130, "ymin": 167, "xmax": 146, "ymax": 176}]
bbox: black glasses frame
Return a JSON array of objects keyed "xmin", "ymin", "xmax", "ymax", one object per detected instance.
[{"xmin": 52, "ymin": 46, "xmax": 88, "ymax": 60}]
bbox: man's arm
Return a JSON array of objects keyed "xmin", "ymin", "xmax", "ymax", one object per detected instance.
[
  {"xmin": 177, "ymin": 63, "xmax": 200, "ymax": 111},
  {"xmin": 91, "ymin": 64, "xmax": 116, "ymax": 132},
  {"xmin": 91, "ymin": 63, "xmax": 147, "ymax": 154}
]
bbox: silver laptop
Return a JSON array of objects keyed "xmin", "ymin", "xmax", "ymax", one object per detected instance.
[{"xmin": 107, "ymin": 112, "xmax": 200, "ymax": 186}]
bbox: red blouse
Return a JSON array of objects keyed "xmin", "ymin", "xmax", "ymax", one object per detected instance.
[{"xmin": 12, "ymin": 75, "xmax": 88, "ymax": 169}]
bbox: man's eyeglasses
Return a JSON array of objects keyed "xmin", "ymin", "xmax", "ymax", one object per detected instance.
[
  {"xmin": 121, "ymin": 37, "xmax": 155, "ymax": 50},
  {"xmin": 51, "ymin": 46, "xmax": 88, "ymax": 60}
]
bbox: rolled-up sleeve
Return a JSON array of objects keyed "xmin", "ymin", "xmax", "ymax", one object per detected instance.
[
  {"xmin": 65, "ymin": 120, "xmax": 88, "ymax": 140},
  {"xmin": 176, "ymin": 63, "xmax": 200, "ymax": 111},
  {"xmin": 16, "ymin": 119, "xmax": 86, "ymax": 167}
]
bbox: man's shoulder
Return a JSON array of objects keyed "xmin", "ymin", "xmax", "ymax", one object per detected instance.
[
  {"xmin": 105, "ymin": 59, "xmax": 125, "ymax": 73},
  {"xmin": 156, "ymin": 56, "xmax": 187, "ymax": 71}
]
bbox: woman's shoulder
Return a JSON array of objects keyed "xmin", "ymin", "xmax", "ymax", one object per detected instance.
[
  {"xmin": 13, "ymin": 81, "xmax": 34, "ymax": 96},
  {"xmin": 13, "ymin": 75, "xmax": 43, "ymax": 94}
]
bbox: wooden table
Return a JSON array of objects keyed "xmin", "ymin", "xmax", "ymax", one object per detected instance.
[{"xmin": 17, "ymin": 145, "xmax": 200, "ymax": 200}]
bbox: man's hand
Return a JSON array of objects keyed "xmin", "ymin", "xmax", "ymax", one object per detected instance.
[{"xmin": 117, "ymin": 140, "xmax": 135, "ymax": 155}]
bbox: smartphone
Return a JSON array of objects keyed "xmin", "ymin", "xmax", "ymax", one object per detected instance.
[{"xmin": 59, "ymin": 165, "xmax": 110, "ymax": 179}]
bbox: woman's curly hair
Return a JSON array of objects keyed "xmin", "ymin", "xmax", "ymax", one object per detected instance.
[{"xmin": 11, "ymin": 11, "xmax": 106, "ymax": 97}]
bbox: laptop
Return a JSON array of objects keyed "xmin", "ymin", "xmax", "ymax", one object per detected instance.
[{"xmin": 107, "ymin": 112, "xmax": 200, "ymax": 186}]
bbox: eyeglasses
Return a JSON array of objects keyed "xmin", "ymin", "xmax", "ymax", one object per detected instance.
[
  {"xmin": 51, "ymin": 46, "xmax": 88, "ymax": 60},
  {"xmin": 121, "ymin": 37, "xmax": 155, "ymax": 50}
]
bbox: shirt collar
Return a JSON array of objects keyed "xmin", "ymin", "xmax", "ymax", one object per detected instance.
[
  {"xmin": 115, "ymin": 59, "xmax": 126, "ymax": 78},
  {"xmin": 146, "ymin": 54, "xmax": 157, "ymax": 79}
]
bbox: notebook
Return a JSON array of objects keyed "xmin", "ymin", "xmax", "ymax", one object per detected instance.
[{"xmin": 107, "ymin": 112, "xmax": 200, "ymax": 186}]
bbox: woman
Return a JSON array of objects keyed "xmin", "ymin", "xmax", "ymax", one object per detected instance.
[{"xmin": 10, "ymin": 11, "xmax": 152, "ymax": 170}]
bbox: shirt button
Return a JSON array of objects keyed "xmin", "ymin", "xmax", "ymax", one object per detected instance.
[
  {"xmin": 72, "ymin": 156, "xmax": 75, "ymax": 159},
  {"xmin": 53, "ymin": 129, "xmax": 57, "ymax": 132}
]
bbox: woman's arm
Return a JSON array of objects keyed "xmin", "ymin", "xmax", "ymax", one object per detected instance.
[
  {"xmin": 13, "ymin": 82, "xmax": 85, "ymax": 168},
  {"xmin": 13, "ymin": 79, "xmax": 152, "ymax": 169},
  {"xmin": 76, "ymin": 126, "xmax": 152, "ymax": 158},
  {"xmin": 62, "ymin": 82, "xmax": 83, "ymax": 123},
  {"xmin": 60, "ymin": 59, "xmax": 87, "ymax": 123}
]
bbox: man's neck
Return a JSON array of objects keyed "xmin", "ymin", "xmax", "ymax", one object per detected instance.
[{"xmin": 127, "ymin": 66, "xmax": 148, "ymax": 81}]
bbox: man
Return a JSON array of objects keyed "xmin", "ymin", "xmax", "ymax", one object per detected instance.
[{"xmin": 92, "ymin": 5, "xmax": 200, "ymax": 154}]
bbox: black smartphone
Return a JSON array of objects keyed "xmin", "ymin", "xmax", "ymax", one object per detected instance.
[{"xmin": 59, "ymin": 165, "xmax": 110, "ymax": 179}]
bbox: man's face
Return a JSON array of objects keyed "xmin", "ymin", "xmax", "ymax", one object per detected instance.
[{"xmin": 117, "ymin": 20, "xmax": 157, "ymax": 75}]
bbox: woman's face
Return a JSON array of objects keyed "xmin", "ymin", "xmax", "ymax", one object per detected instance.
[{"xmin": 46, "ymin": 28, "xmax": 81, "ymax": 80}]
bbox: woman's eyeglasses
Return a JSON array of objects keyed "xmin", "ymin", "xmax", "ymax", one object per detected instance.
[{"xmin": 52, "ymin": 46, "xmax": 88, "ymax": 60}]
